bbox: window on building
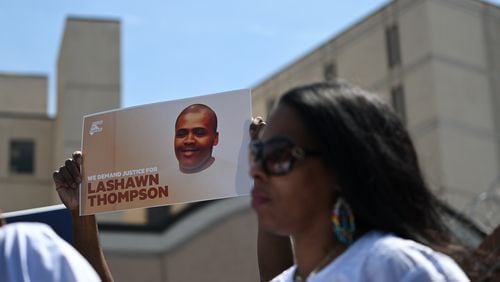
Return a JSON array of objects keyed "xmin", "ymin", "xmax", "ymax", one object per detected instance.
[
  {"xmin": 10, "ymin": 140, "xmax": 35, "ymax": 174},
  {"xmin": 385, "ymin": 24, "xmax": 401, "ymax": 68},
  {"xmin": 391, "ymin": 85, "xmax": 406, "ymax": 124},
  {"xmin": 323, "ymin": 62, "xmax": 337, "ymax": 81}
]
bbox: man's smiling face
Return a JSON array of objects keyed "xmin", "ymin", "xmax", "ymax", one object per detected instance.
[{"xmin": 174, "ymin": 107, "xmax": 218, "ymax": 173}]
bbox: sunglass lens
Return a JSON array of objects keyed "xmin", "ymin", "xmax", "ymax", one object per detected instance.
[{"xmin": 263, "ymin": 142, "xmax": 294, "ymax": 175}]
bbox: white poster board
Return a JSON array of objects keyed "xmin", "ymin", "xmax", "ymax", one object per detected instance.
[{"xmin": 80, "ymin": 89, "xmax": 252, "ymax": 215}]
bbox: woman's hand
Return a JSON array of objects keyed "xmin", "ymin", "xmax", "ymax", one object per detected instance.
[
  {"xmin": 250, "ymin": 117, "xmax": 266, "ymax": 140},
  {"xmin": 52, "ymin": 151, "xmax": 83, "ymax": 211}
]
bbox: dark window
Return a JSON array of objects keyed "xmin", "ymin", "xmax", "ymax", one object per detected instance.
[
  {"xmin": 386, "ymin": 24, "xmax": 401, "ymax": 68},
  {"xmin": 147, "ymin": 206, "xmax": 171, "ymax": 226},
  {"xmin": 391, "ymin": 85, "xmax": 406, "ymax": 124},
  {"xmin": 323, "ymin": 62, "xmax": 337, "ymax": 81},
  {"xmin": 10, "ymin": 140, "xmax": 35, "ymax": 174}
]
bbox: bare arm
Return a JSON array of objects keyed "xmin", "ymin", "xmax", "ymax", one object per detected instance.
[
  {"xmin": 251, "ymin": 117, "xmax": 294, "ymax": 281},
  {"xmin": 53, "ymin": 151, "xmax": 114, "ymax": 282},
  {"xmin": 70, "ymin": 210, "xmax": 113, "ymax": 281}
]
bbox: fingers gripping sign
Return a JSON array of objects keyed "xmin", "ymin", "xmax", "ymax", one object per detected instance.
[
  {"xmin": 53, "ymin": 151, "xmax": 83, "ymax": 211},
  {"xmin": 250, "ymin": 116, "xmax": 266, "ymax": 141}
]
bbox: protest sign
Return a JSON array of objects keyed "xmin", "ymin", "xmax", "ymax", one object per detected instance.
[{"xmin": 80, "ymin": 89, "xmax": 252, "ymax": 215}]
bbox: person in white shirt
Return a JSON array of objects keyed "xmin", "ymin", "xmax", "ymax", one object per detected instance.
[
  {"xmin": 0, "ymin": 221, "xmax": 100, "ymax": 282},
  {"xmin": 250, "ymin": 80, "xmax": 469, "ymax": 281}
]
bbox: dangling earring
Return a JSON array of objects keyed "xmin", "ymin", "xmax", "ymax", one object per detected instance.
[{"xmin": 331, "ymin": 197, "xmax": 356, "ymax": 245}]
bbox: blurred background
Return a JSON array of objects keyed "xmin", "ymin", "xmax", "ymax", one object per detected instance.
[{"xmin": 1, "ymin": 0, "xmax": 499, "ymax": 281}]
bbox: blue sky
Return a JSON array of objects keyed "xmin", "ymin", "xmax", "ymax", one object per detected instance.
[{"xmin": 1, "ymin": 0, "xmax": 499, "ymax": 116}]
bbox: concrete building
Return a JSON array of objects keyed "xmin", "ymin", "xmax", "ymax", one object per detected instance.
[
  {"xmin": 102, "ymin": 198, "xmax": 259, "ymax": 282},
  {"xmin": 0, "ymin": 74, "xmax": 54, "ymax": 211},
  {"xmin": 55, "ymin": 18, "xmax": 121, "ymax": 169},
  {"xmin": 253, "ymin": 0, "xmax": 500, "ymax": 217},
  {"xmin": 0, "ymin": 17, "xmax": 121, "ymax": 211}
]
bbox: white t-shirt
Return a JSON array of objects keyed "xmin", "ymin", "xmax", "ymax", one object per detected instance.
[
  {"xmin": 271, "ymin": 231, "xmax": 469, "ymax": 282},
  {"xmin": 0, "ymin": 222, "xmax": 100, "ymax": 282}
]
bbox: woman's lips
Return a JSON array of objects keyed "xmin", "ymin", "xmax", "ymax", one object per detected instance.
[{"xmin": 251, "ymin": 189, "xmax": 271, "ymax": 207}]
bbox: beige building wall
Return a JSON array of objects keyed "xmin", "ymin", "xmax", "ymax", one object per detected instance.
[
  {"xmin": 0, "ymin": 18, "xmax": 123, "ymax": 212},
  {"xmin": 251, "ymin": 0, "xmax": 500, "ymax": 215},
  {"xmin": 102, "ymin": 198, "xmax": 259, "ymax": 282},
  {"xmin": 0, "ymin": 74, "xmax": 47, "ymax": 114},
  {"xmin": 0, "ymin": 74, "xmax": 54, "ymax": 211},
  {"xmin": 0, "ymin": 117, "xmax": 54, "ymax": 211},
  {"xmin": 55, "ymin": 17, "xmax": 121, "ymax": 168},
  {"xmin": 426, "ymin": 0, "xmax": 499, "ymax": 208}
]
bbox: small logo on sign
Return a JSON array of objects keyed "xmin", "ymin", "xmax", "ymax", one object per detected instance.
[{"xmin": 89, "ymin": 120, "xmax": 103, "ymax": 135}]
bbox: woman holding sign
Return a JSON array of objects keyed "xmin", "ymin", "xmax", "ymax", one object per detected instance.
[{"xmin": 54, "ymin": 80, "xmax": 469, "ymax": 281}]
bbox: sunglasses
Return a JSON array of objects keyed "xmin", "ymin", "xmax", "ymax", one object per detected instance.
[{"xmin": 250, "ymin": 137, "xmax": 321, "ymax": 176}]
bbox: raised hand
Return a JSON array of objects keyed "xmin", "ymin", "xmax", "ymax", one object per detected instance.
[
  {"xmin": 250, "ymin": 116, "xmax": 266, "ymax": 140},
  {"xmin": 53, "ymin": 151, "xmax": 83, "ymax": 211}
]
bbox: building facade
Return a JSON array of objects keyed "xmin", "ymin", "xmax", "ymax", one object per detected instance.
[
  {"xmin": 0, "ymin": 17, "xmax": 121, "ymax": 212},
  {"xmin": 0, "ymin": 74, "xmax": 54, "ymax": 211},
  {"xmin": 253, "ymin": 0, "xmax": 500, "ymax": 222}
]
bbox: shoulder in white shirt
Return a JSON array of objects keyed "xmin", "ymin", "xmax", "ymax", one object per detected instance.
[{"xmin": 271, "ymin": 231, "xmax": 469, "ymax": 282}]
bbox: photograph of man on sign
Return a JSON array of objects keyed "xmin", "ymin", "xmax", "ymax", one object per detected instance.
[{"xmin": 174, "ymin": 104, "xmax": 219, "ymax": 174}]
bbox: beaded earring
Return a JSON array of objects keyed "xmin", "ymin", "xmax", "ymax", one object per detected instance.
[{"xmin": 331, "ymin": 197, "xmax": 356, "ymax": 245}]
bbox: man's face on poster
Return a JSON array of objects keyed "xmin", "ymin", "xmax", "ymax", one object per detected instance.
[{"xmin": 174, "ymin": 107, "xmax": 219, "ymax": 173}]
